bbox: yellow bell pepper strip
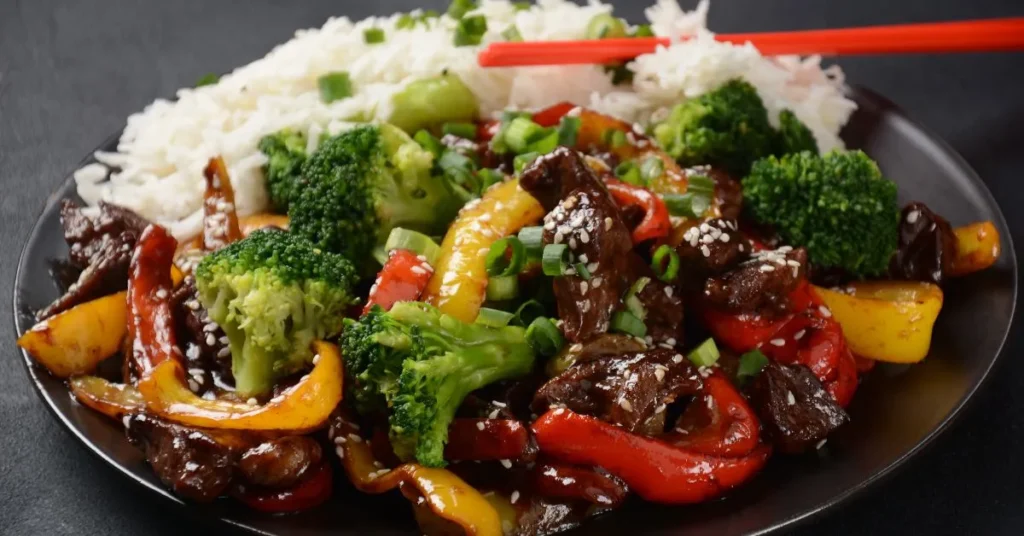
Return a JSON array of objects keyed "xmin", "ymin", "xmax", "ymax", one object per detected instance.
[
  {"xmin": 814, "ymin": 281, "xmax": 943, "ymax": 363},
  {"xmin": 422, "ymin": 179, "xmax": 544, "ymax": 323},
  {"xmin": 330, "ymin": 410, "xmax": 503, "ymax": 536},
  {"xmin": 950, "ymin": 221, "xmax": 1001, "ymax": 277},
  {"xmin": 69, "ymin": 376, "xmax": 145, "ymax": 419},
  {"xmin": 239, "ymin": 213, "xmax": 289, "ymax": 235},
  {"xmin": 137, "ymin": 340, "xmax": 343, "ymax": 432},
  {"xmin": 201, "ymin": 156, "xmax": 244, "ymax": 251}
]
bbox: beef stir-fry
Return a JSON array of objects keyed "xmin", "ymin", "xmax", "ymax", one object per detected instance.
[{"xmin": 19, "ymin": 76, "xmax": 1001, "ymax": 535}]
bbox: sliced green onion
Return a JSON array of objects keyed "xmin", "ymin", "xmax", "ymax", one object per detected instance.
[
  {"xmin": 447, "ymin": 0, "xmax": 477, "ymax": 19},
  {"xmin": 610, "ymin": 310, "xmax": 647, "ymax": 338},
  {"xmin": 662, "ymin": 192, "xmax": 710, "ymax": 219},
  {"xmin": 195, "ymin": 73, "xmax": 219, "ymax": 87},
  {"xmin": 585, "ymin": 13, "xmax": 627, "ymax": 40},
  {"xmin": 614, "ymin": 161, "xmax": 644, "ymax": 186},
  {"xmin": 501, "ymin": 25, "xmax": 523, "ymax": 42},
  {"xmin": 317, "ymin": 72, "xmax": 353, "ymax": 103},
  {"xmin": 557, "ymin": 116, "xmax": 581, "ymax": 148},
  {"xmin": 513, "ymin": 1, "xmax": 531, "ymax": 11},
  {"xmin": 363, "ymin": 27, "xmax": 386, "ymax": 44},
  {"xmin": 626, "ymin": 276, "xmax": 650, "ymax": 298},
  {"xmin": 517, "ymin": 226, "xmax": 545, "ymax": 259},
  {"xmin": 414, "ymin": 130, "xmax": 444, "ymax": 158},
  {"xmin": 527, "ymin": 129, "xmax": 559, "ymax": 154},
  {"xmin": 541, "ymin": 244, "xmax": 570, "ymax": 276},
  {"xmin": 640, "ymin": 156, "xmax": 664, "ymax": 182},
  {"xmin": 605, "ymin": 64, "xmax": 634, "ymax": 86},
  {"xmin": 573, "ymin": 262, "xmax": 592, "ymax": 280},
  {"xmin": 442, "ymin": 122, "xmax": 478, "ymax": 139},
  {"xmin": 687, "ymin": 338, "xmax": 720, "ymax": 368},
  {"xmin": 486, "ymin": 275, "xmax": 520, "ymax": 301},
  {"xmin": 478, "ymin": 168, "xmax": 504, "ymax": 191},
  {"xmin": 372, "ymin": 245, "xmax": 389, "ymax": 266},
  {"xmin": 513, "ymin": 151, "xmax": 540, "ymax": 173},
  {"xmin": 631, "ymin": 24, "xmax": 655, "ymax": 37},
  {"xmin": 687, "ymin": 174, "xmax": 716, "ymax": 195},
  {"xmin": 514, "ymin": 299, "xmax": 546, "ymax": 327},
  {"xmin": 504, "ymin": 117, "xmax": 544, "ymax": 153},
  {"xmin": 396, "ymin": 14, "xmax": 416, "ymax": 29},
  {"xmin": 438, "ymin": 150, "xmax": 479, "ymax": 191},
  {"xmin": 602, "ymin": 129, "xmax": 627, "ymax": 148},
  {"xmin": 486, "ymin": 236, "xmax": 527, "ymax": 276},
  {"xmin": 476, "ymin": 307, "xmax": 515, "ymax": 327},
  {"xmin": 651, "ymin": 244, "xmax": 680, "ymax": 282},
  {"xmin": 737, "ymin": 349, "xmax": 770, "ymax": 383},
  {"xmin": 526, "ymin": 317, "xmax": 565, "ymax": 357},
  {"xmin": 454, "ymin": 15, "xmax": 488, "ymax": 46},
  {"xmin": 624, "ymin": 294, "xmax": 646, "ymax": 321},
  {"xmin": 385, "ymin": 228, "xmax": 441, "ymax": 264}
]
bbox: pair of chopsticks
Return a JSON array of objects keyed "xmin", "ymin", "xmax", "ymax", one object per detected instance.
[{"xmin": 477, "ymin": 17, "xmax": 1024, "ymax": 67}]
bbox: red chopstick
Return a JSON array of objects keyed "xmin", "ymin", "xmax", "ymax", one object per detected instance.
[{"xmin": 478, "ymin": 17, "xmax": 1024, "ymax": 67}]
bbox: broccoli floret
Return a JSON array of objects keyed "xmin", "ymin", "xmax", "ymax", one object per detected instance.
[
  {"xmin": 742, "ymin": 150, "xmax": 899, "ymax": 277},
  {"xmin": 341, "ymin": 301, "xmax": 536, "ymax": 467},
  {"xmin": 775, "ymin": 109, "xmax": 818, "ymax": 155},
  {"xmin": 258, "ymin": 130, "xmax": 309, "ymax": 211},
  {"xmin": 653, "ymin": 79, "xmax": 777, "ymax": 176},
  {"xmin": 288, "ymin": 123, "xmax": 463, "ymax": 263},
  {"xmin": 194, "ymin": 229, "xmax": 358, "ymax": 397}
]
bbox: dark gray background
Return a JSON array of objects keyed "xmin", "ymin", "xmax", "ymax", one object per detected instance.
[{"xmin": 2, "ymin": 0, "xmax": 1023, "ymax": 534}]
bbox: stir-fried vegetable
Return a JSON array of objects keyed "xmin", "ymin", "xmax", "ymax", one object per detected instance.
[
  {"xmin": 18, "ymin": 292, "xmax": 129, "ymax": 378},
  {"xmin": 423, "ymin": 178, "xmax": 544, "ymax": 323},
  {"xmin": 387, "ymin": 73, "xmax": 480, "ymax": 133}
]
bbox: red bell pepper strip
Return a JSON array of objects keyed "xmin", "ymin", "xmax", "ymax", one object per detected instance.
[
  {"xmin": 444, "ymin": 419, "xmax": 530, "ymax": 462},
  {"xmin": 532, "ymin": 409, "xmax": 770, "ymax": 504},
  {"xmin": 828, "ymin": 345, "xmax": 859, "ymax": 407},
  {"xmin": 530, "ymin": 462, "xmax": 630, "ymax": 507},
  {"xmin": 667, "ymin": 370, "xmax": 760, "ymax": 457},
  {"xmin": 235, "ymin": 462, "xmax": 333, "ymax": 513},
  {"xmin": 125, "ymin": 224, "xmax": 181, "ymax": 383},
  {"xmin": 531, "ymin": 101, "xmax": 576, "ymax": 127},
  {"xmin": 604, "ymin": 179, "xmax": 671, "ymax": 244},
  {"xmin": 362, "ymin": 249, "xmax": 434, "ymax": 316},
  {"xmin": 477, "ymin": 119, "xmax": 501, "ymax": 143}
]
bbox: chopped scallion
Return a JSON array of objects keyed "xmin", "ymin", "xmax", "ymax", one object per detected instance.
[
  {"xmin": 512, "ymin": 1, "xmax": 531, "ymax": 11},
  {"xmin": 501, "ymin": 25, "xmax": 523, "ymax": 42},
  {"xmin": 195, "ymin": 73, "xmax": 219, "ymax": 87},
  {"xmin": 603, "ymin": 129, "xmax": 627, "ymax": 148},
  {"xmin": 504, "ymin": 117, "xmax": 544, "ymax": 153},
  {"xmin": 396, "ymin": 14, "xmax": 416, "ymax": 29},
  {"xmin": 584, "ymin": 13, "xmax": 627, "ymax": 40},
  {"xmin": 447, "ymin": 0, "xmax": 477, "ymax": 20},
  {"xmin": 476, "ymin": 307, "xmax": 515, "ymax": 327},
  {"xmin": 541, "ymin": 244, "xmax": 570, "ymax": 276},
  {"xmin": 631, "ymin": 24, "xmax": 655, "ymax": 37},
  {"xmin": 486, "ymin": 236, "xmax": 527, "ymax": 276},
  {"xmin": 640, "ymin": 156, "xmax": 664, "ymax": 182},
  {"xmin": 442, "ymin": 122, "xmax": 478, "ymax": 139},
  {"xmin": 526, "ymin": 317, "xmax": 565, "ymax": 357},
  {"xmin": 651, "ymin": 244, "xmax": 680, "ymax": 282},
  {"xmin": 513, "ymin": 151, "xmax": 540, "ymax": 173},
  {"xmin": 384, "ymin": 228, "xmax": 441, "ymax": 264},
  {"xmin": 687, "ymin": 338, "xmax": 720, "ymax": 367},
  {"xmin": 624, "ymin": 294, "xmax": 646, "ymax": 321},
  {"xmin": 478, "ymin": 168, "xmax": 504, "ymax": 190},
  {"xmin": 414, "ymin": 130, "xmax": 444, "ymax": 158},
  {"xmin": 486, "ymin": 275, "xmax": 520, "ymax": 301},
  {"xmin": 363, "ymin": 27, "xmax": 386, "ymax": 44},
  {"xmin": 517, "ymin": 226, "xmax": 545, "ymax": 259},
  {"xmin": 626, "ymin": 276, "xmax": 650, "ymax": 298},
  {"xmin": 610, "ymin": 310, "xmax": 646, "ymax": 338},
  {"xmin": 615, "ymin": 161, "xmax": 644, "ymax": 186},
  {"xmin": 662, "ymin": 192, "xmax": 710, "ymax": 219},
  {"xmin": 454, "ymin": 15, "xmax": 488, "ymax": 46},
  {"xmin": 317, "ymin": 72, "xmax": 353, "ymax": 103},
  {"xmin": 514, "ymin": 299, "xmax": 546, "ymax": 327},
  {"xmin": 573, "ymin": 262, "xmax": 592, "ymax": 280},
  {"xmin": 687, "ymin": 174, "xmax": 716, "ymax": 195},
  {"xmin": 557, "ymin": 116, "xmax": 581, "ymax": 148},
  {"xmin": 737, "ymin": 349, "xmax": 770, "ymax": 383}
]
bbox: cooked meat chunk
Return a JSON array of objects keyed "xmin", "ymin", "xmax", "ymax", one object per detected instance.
[
  {"xmin": 704, "ymin": 247, "xmax": 807, "ymax": 314},
  {"xmin": 169, "ymin": 277, "xmax": 231, "ymax": 389},
  {"xmin": 39, "ymin": 201, "xmax": 151, "ymax": 319},
  {"xmin": 125, "ymin": 414, "xmax": 240, "ymax": 502},
  {"xmin": 520, "ymin": 148, "xmax": 634, "ymax": 342},
  {"xmin": 675, "ymin": 218, "xmax": 750, "ymax": 291},
  {"xmin": 533, "ymin": 348, "xmax": 702, "ymax": 435},
  {"xmin": 747, "ymin": 362, "xmax": 848, "ymax": 453},
  {"xmin": 889, "ymin": 201, "xmax": 958, "ymax": 284},
  {"xmin": 628, "ymin": 259, "xmax": 685, "ymax": 345},
  {"xmin": 238, "ymin": 436, "xmax": 322, "ymax": 489},
  {"xmin": 705, "ymin": 166, "xmax": 745, "ymax": 221}
]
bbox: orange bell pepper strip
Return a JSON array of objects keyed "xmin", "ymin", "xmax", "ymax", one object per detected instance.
[
  {"xmin": 201, "ymin": 156, "xmax": 243, "ymax": 251},
  {"xmin": 423, "ymin": 179, "xmax": 544, "ymax": 323},
  {"xmin": 532, "ymin": 408, "xmax": 770, "ymax": 504},
  {"xmin": 331, "ymin": 411, "xmax": 503, "ymax": 536},
  {"xmin": 137, "ymin": 340, "xmax": 343, "ymax": 432}
]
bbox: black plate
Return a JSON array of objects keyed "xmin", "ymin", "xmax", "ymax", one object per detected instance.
[{"xmin": 12, "ymin": 86, "xmax": 1018, "ymax": 535}]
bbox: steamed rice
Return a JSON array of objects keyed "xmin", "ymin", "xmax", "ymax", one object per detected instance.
[{"xmin": 74, "ymin": 0, "xmax": 856, "ymax": 240}]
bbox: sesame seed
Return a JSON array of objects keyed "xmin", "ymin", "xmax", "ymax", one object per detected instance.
[
  {"xmin": 618, "ymin": 398, "xmax": 633, "ymax": 412},
  {"xmin": 216, "ymin": 347, "xmax": 230, "ymax": 358},
  {"xmin": 553, "ymin": 231, "xmax": 564, "ymax": 243},
  {"xmin": 787, "ymin": 391, "xmax": 796, "ymax": 405},
  {"xmin": 906, "ymin": 210, "xmax": 920, "ymax": 224},
  {"xmin": 664, "ymin": 286, "xmax": 673, "ymax": 298},
  {"xmin": 721, "ymin": 233, "xmax": 730, "ymax": 243},
  {"xmin": 553, "ymin": 407, "xmax": 565, "ymax": 416},
  {"xmin": 569, "ymin": 237, "xmax": 578, "ymax": 249},
  {"xmin": 596, "ymin": 495, "xmax": 612, "ymax": 505},
  {"xmin": 246, "ymin": 398, "xmax": 258, "ymax": 405},
  {"xmin": 476, "ymin": 421, "xmax": 486, "ymax": 431},
  {"xmin": 819, "ymin": 305, "xmax": 832, "ymax": 318},
  {"xmin": 186, "ymin": 300, "xmax": 200, "ymax": 310},
  {"xmin": 410, "ymin": 266, "xmax": 427, "ymax": 275},
  {"xmin": 187, "ymin": 379, "xmax": 199, "ymax": 391},
  {"xmin": 816, "ymin": 438, "xmax": 828, "ymax": 449},
  {"xmin": 511, "ymin": 490, "xmax": 521, "ymax": 504},
  {"xmin": 335, "ymin": 446, "xmax": 345, "ymax": 459},
  {"xmin": 334, "ymin": 435, "xmax": 347, "ymax": 445},
  {"xmin": 787, "ymin": 259, "xmax": 801, "ymax": 267},
  {"xmin": 500, "ymin": 459, "xmax": 513, "ymax": 469},
  {"xmin": 770, "ymin": 338, "xmax": 786, "ymax": 347},
  {"xmin": 205, "ymin": 333, "xmax": 216, "ymax": 346},
  {"xmin": 348, "ymin": 433, "xmax": 362, "ymax": 443},
  {"xmin": 586, "ymin": 261, "xmax": 599, "ymax": 273},
  {"xmin": 655, "ymin": 404, "xmax": 666, "ymax": 414},
  {"xmin": 654, "ymin": 368, "xmax": 665, "ymax": 381},
  {"xmin": 544, "ymin": 220, "xmax": 555, "ymax": 230},
  {"xmin": 580, "ymin": 230, "xmax": 590, "ymax": 244},
  {"xmin": 672, "ymin": 354, "xmax": 684, "ymax": 363},
  {"xmin": 492, "ymin": 400, "xmax": 507, "ymax": 408},
  {"xmin": 154, "ymin": 289, "xmax": 168, "ymax": 300},
  {"xmin": 578, "ymin": 254, "xmax": 589, "ymax": 263},
  {"xmin": 202, "ymin": 323, "xmax": 218, "ymax": 333},
  {"xmin": 489, "ymin": 409, "xmax": 500, "ymax": 419},
  {"xmin": 700, "ymin": 245, "xmax": 711, "ymax": 257},
  {"xmin": 759, "ymin": 264, "xmax": 776, "ymax": 273},
  {"xmin": 794, "ymin": 329, "xmax": 806, "ymax": 340},
  {"xmin": 580, "ymin": 281, "xmax": 589, "ymax": 293},
  {"xmin": 591, "ymin": 276, "xmax": 602, "ymax": 288},
  {"xmin": 604, "ymin": 217, "xmax": 613, "ymax": 230}
]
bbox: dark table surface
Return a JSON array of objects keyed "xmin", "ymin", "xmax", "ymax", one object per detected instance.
[{"xmin": 2, "ymin": 0, "xmax": 1023, "ymax": 534}]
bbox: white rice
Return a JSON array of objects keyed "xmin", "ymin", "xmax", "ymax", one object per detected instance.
[{"xmin": 74, "ymin": 0, "xmax": 855, "ymax": 240}]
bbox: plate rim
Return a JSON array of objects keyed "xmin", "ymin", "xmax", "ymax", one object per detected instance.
[{"xmin": 10, "ymin": 85, "xmax": 1019, "ymax": 536}]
